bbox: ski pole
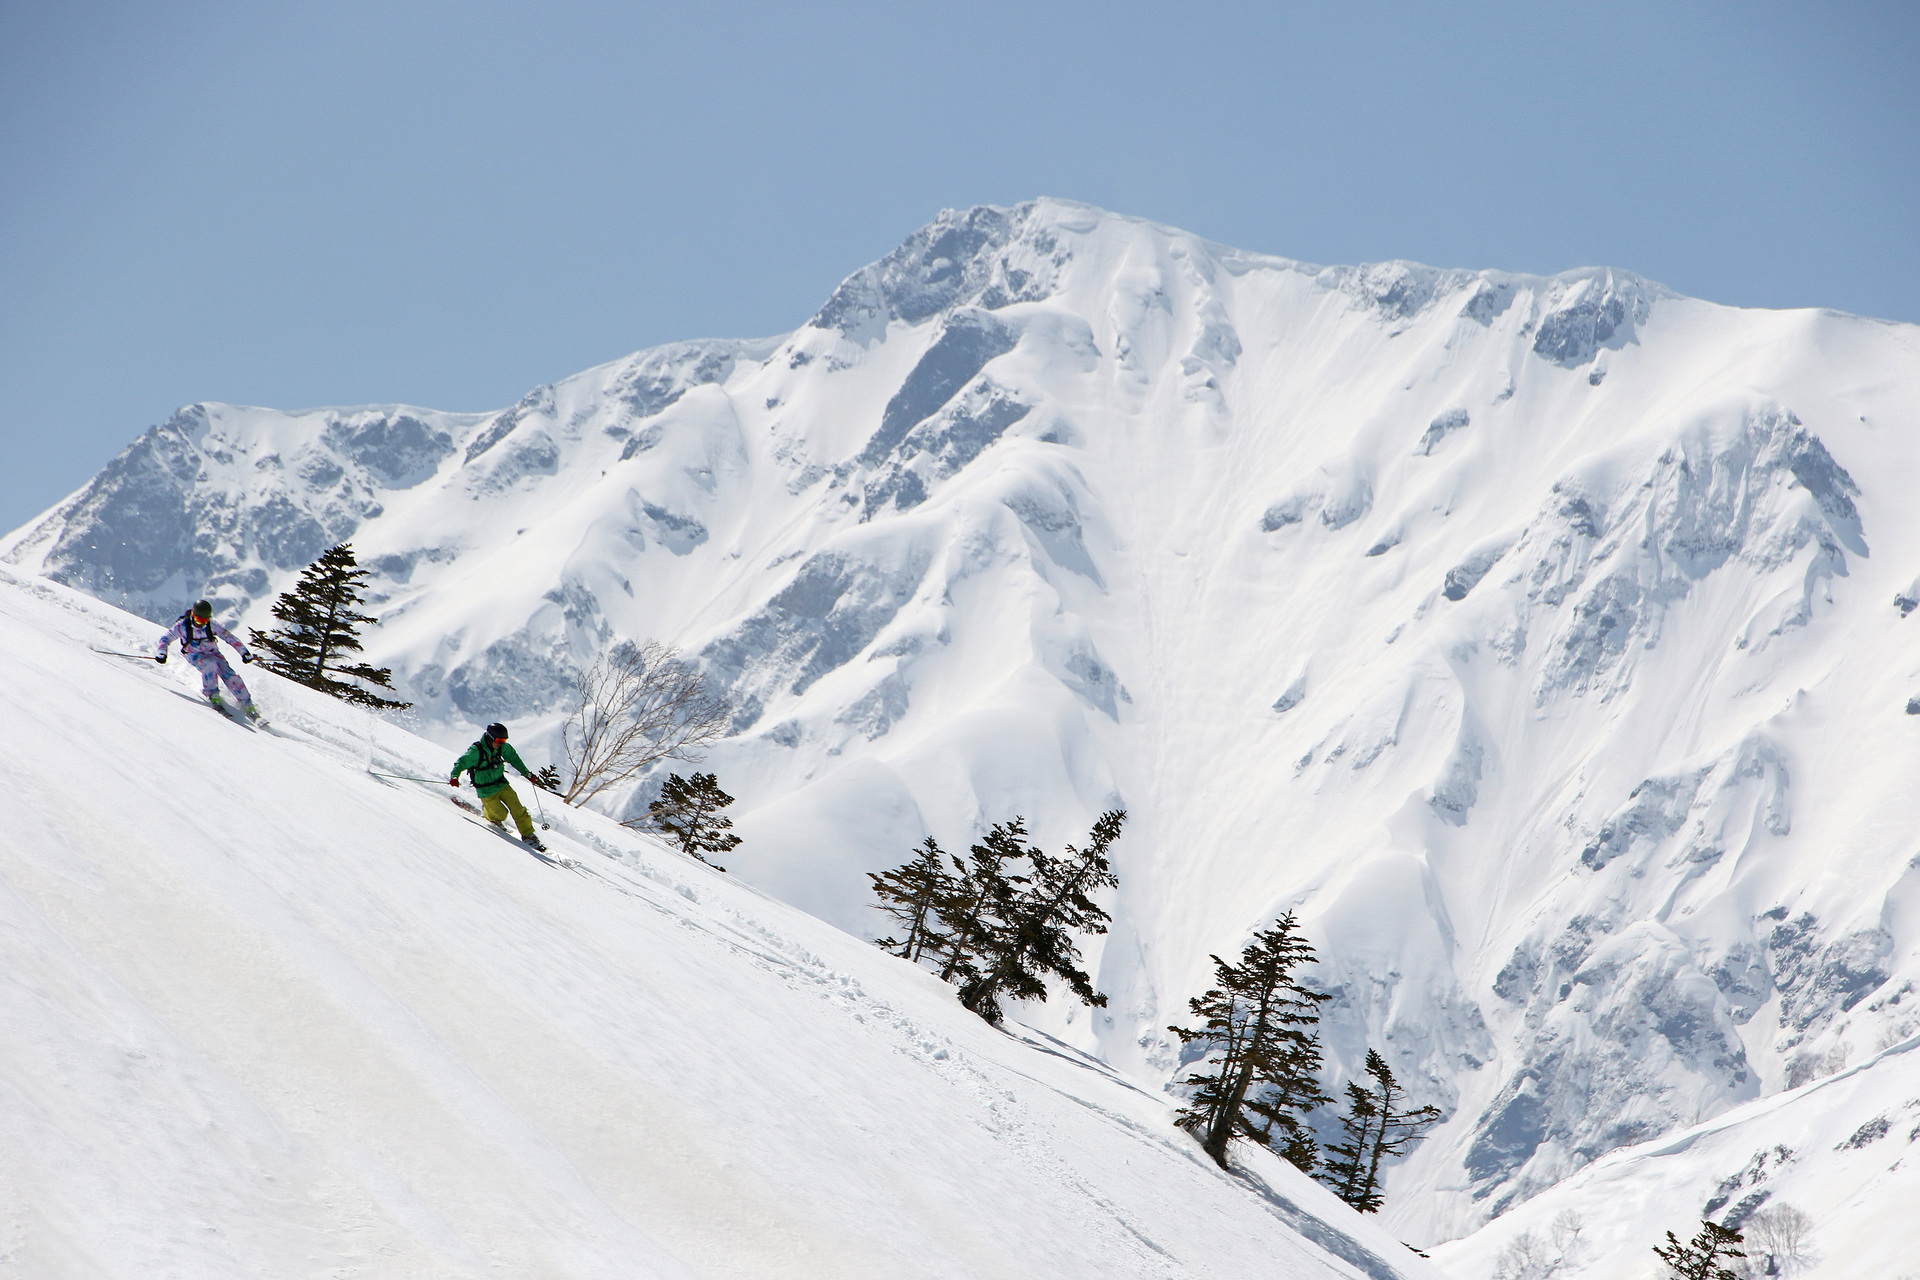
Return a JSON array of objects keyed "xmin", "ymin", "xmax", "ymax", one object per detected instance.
[
  {"xmin": 90, "ymin": 645, "xmax": 157, "ymax": 660},
  {"xmin": 368, "ymin": 769, "xmax": 452, "ymax": 784},
  {"xmin": 532, "ymin": 786, "xmax": 551, "ymax": 831}
]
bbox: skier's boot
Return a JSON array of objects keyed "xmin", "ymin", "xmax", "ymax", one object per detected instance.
[
  {"xmin": 209, "ymin": 693, "xmax": 226, "ymax": 711},
  {"xmin": 523, "ymin": 833, "xmax": 548, "ymax": 853}
]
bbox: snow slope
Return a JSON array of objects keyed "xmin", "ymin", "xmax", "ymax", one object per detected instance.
[
  {"xmin": 0, "ymin": 563, "xmax": 1435, "ymax": 1280},
  {"xmin": 1432, "ymin": 1028, "xmax": 1920, "ymax": 1279},
  {"xmin": 8, "ymin": 199, "xmax": 1920, "ymax": 1263}
]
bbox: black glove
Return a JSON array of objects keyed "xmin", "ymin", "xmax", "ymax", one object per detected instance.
[
  {"xmin": 241, "ymin": 652, "xmax": 252, "ymax": 664},
  {"xmin": 156, "ymin": 654, "xmax": 167, "ymax": 665}
]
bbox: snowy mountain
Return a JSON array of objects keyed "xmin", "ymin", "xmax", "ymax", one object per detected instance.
[
  {"xmin": 1431, "ymin": 1025, "xmax": 1920, "ymax": 1278},
  {"xmin": 1, "ymin": 563, "xmax": 1436, "ymax": 1279},
  {"xmin": 9, "ymin": 199, "xmax": 1920, "ymax": 1269}
]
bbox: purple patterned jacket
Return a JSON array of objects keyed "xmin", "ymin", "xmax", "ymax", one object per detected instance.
[{"xmin": 155, "ymin": 613, "xmax": 251, "ymax": 662}]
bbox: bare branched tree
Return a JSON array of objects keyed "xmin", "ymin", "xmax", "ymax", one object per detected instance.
[
  {"xmin": 1744, "ymin": 1204, "xmax": 1812, "ymax": 1275},
  {"xmin": 1549, "ymin": 1211, "xmax": 1585, "ymax": 1263},
  {"xmin": 1491, "ymin": 1231, "xmax": 1559, "ymax": 1280},
  {"xmin": 560, "ymin": 641, "xmax": 732, "ymax": 806},
  {"xmin": 1491, "ymin": 1213, "xmax": 1585, "ymax": 1280}
]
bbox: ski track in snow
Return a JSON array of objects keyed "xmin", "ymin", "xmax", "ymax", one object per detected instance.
[{"xmin": 1, "ymin": 564, "xmax": 1434, "ymax": 1279}]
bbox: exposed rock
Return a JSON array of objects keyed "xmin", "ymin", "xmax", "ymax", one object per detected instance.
[{"xmin": 1420, "ymin": 408, "xmax": 1471, "ymax": 455}]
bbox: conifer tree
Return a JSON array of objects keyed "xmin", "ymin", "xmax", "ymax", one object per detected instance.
[
  {"xmin": 955, "ymin": 810, "xmax": 1125, "ymax": 1025},
  {"xmin": 531, "ymin": 765, "xmax": 563, "ymax": 793},
  {"xmin": 928, "ymin": 823, "xmax": 1024, "ymax": 987},
  {"xmin": 642, "ymin": 772, "xmax": 741, "ymax": 870},
  {"xmin": 868, "ymin": 838, "xmax": 958, "ymax": 961},
  {"xmin": 250, "ymin": 543, "xmax": 411, "ymax": 709},
  {"xmin": 1652, "ymin": 1220, "xmax": 1745, "ymax": 1280},
  {"xmin": 1321, "ymin": 1078, "xmax": 1382, "ymax": 1210},
  {"xmin": 1319, "ymin": 1049, "xmax": 1443, "ymax": 1212},
  {"xmin": 863, "ymin": 812, "xmax": 1125, "ymax": 1025},
  {"xmin": 1168, "ymin": 913, "xmax": 1332, "ymax": 1171},
  {"xmin": 1244, "ymin": 1038, "xmax": 1329, "ymax": 1174}
]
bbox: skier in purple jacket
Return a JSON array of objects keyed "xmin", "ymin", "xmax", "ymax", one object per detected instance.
[{"xmin": 155, "ymin": 599, "xmax": 258, "ymax": 718}]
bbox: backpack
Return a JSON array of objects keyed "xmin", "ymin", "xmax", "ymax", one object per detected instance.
[{"xmin": 465, "ymin": 739, "xmax": 508, "ymax": 786}]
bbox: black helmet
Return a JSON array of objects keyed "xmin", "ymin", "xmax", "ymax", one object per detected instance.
[
  {"xmin": 191, "ymin": 599, "xmax": 213, "ymax": 619},
  {"xmin": 484, "ymin": 722, "xmax": 508, "ymax": 740}
]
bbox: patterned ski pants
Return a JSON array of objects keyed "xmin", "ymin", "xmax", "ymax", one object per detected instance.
[
  {"xmin": 481, "ymin": 784, "xmax": 536, "ymax": 838},
  {"xmin": 187, "ymin": 650, "xmax": 252, "ymax": 708}
]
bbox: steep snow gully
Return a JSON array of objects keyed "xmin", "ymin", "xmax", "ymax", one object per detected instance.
[
  {"xmin": 8, "ymin": 199, "xmax": 1920, "ymax": 1272},
  {"xmin": 0, "ymin": 566, "xmax": 1430, "ymax": 1280}
]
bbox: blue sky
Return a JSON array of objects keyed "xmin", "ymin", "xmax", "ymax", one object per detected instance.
[{"xmin": 2, "ymin": 0, "xmax": 1915, "ymax": 530}]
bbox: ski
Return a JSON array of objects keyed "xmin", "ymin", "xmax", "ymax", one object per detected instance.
[
  {"xmin": 166, "ymin": 688, "xmax": 252, "ymax": 728},
  {"xmin": 449, "ymin": 796, "xmax": 570, "ymax": 865},
  {"xmin": 365, "ymin": 771, "xmax": 568, "ymax": 863},
  {"xmin": 206, "ymin": 700, "xmax": 261, "ymax": 731},
  {"xmin": 229, "ymin": 700, "xmax": 268, "ymax": 729}
]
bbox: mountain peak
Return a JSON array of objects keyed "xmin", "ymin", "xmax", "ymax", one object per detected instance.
[
  {"xmin": 809, "ymin": 200, "xmax": 1058, "ymax": 337},
  {"xmin": 9, "ymin": 202, "xmax": 1920, "ymax": 1267}
]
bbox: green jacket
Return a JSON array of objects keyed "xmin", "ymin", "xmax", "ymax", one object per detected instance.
[{"xmin": 451, "ymin": 738, "xmax": 532, "ymax": 797}]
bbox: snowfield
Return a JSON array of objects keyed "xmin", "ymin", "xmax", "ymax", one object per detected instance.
[
  {"xmin": 8, "ymin": 198, "xmax": 1920, "ymax": 1271},
  {"xmin": 0, "ymin": 564, "xmax": 1436, "ymax": 1279},
  {"xmin": 1432, "ymin": 1027, "xmax": 1920, "ymax": 1279}
]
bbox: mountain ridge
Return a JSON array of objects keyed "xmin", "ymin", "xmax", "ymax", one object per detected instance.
[{"xmin": 9, "ymin": 198, "xmax": 1920, "ymax": 1264}]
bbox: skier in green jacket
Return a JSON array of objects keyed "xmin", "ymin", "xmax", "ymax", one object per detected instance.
[{"xmin": 450, "ymin": 722, "xmax": 546, "ymax": 852}]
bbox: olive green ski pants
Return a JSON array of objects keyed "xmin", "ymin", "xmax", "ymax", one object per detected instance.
[{"xmin": 482, "ymin": 784, "xmax": 536, "ymax": 838}]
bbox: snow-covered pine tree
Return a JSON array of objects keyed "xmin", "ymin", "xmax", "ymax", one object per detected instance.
[
  {"xmin": 249, "ymin": 543, "xmax": 411, "ymax": 709},
  {"xmin": 1652, "ymin": 1220, "xmax": 1746, "ymax": 1280},
  {"xmin": 1318, "ymin": 1049, "xmax": 1442, "ymax": 1212},
  {"xmin": 530, "ymin": 765, "xmax": 563, "ymax": 793},
  {"xmin": 1168, "ymin": 912, "xmax": 1332, "ymax": 1171},
  {"xmin": 955, "ymin": 810, "xmax": 1125, "ymax": 1025},
  {"xmin": 868, "ymin": 837, "xmax": 958, "ymax": 961},
  {"xmin": 642, "ymin": 772, "xmax": 741, "ymax": 870}
]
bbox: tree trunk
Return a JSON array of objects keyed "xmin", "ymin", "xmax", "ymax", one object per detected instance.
[
  {"xmin": 317, "ymin": 589, "xmax": 340, "ymax": 681},
  {"xmin": 1203, "ymin": 1057, "xmax": 1259, "ymax": 1167}
]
